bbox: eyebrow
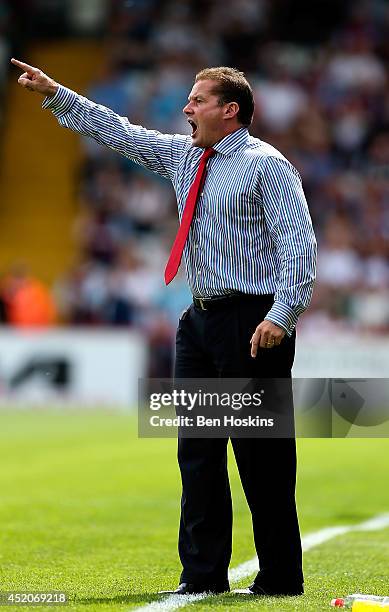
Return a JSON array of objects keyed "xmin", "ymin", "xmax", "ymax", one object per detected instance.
[{"xmin": 188, "ymin": 94, "xmax": 206, "ymax": 102}]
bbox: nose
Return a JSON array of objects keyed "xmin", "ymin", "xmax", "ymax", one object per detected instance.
[{"xmin": 183, "ymin": 101, "xmax": 193, "ymax": 115}]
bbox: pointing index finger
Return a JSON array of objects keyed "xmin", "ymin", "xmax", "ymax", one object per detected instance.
[{"xmin": 11, "ymin": 58, "xmax": 36, "ymax": 73}]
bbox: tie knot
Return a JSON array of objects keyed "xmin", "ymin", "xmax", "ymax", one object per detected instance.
[{"xmin": 202, "ymin": 147, "xmax": 216, "ymax": 162}]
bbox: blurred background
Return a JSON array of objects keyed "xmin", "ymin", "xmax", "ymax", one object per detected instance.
[{"xmin": 0, "ymin": 0, "xmax": 388, "ymax": 405}]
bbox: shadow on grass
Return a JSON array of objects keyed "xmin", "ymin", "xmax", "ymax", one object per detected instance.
[{"xmin": 190, "ymin": 593, "xmax": 306, "ymax": 608}]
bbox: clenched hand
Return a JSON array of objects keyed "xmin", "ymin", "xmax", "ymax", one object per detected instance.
[{"xmin": 11, "ymin": 58, "xmax": 58, "ymax": 97}]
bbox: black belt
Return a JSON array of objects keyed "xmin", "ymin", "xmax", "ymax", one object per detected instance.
[{"xmin": 192, "ymin": 293, "xmax": 274, "ymax": 311}]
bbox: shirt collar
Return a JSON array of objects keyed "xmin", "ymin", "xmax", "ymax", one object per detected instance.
[{"xmin": 212, "ymin": 127, "xmax": 249, "ymax": 157}]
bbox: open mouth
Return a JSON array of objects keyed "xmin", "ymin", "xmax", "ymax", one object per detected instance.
[{"xmin": 188, "ymin": 119, "xmax": 198, "ymax": 138}]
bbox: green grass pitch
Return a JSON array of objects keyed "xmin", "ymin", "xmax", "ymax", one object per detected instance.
[{"xmin": 0, "ymin": 409, "xmax": 388, "ymax": 611}]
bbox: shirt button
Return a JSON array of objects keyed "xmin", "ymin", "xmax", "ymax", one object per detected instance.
[{"xmin": 200, "ymin": 192, "xmax": 204, "ymax": 197}]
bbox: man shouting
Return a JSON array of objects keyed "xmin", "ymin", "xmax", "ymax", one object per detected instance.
[{"xmin": 12, "ymin": 57, "xmax": 316, "ymax": 597}]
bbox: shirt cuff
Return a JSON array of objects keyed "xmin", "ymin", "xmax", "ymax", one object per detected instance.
[
  {"xmin": 264, "ymin": 301, "xmax": 299, "ymax": 336},
  {"xmin": 42, "ymin": 85, "xmax": 78, "ymax": 117}
]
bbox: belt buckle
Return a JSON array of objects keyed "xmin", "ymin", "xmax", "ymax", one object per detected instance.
[{"xmin": 198, "ymin": 298, "xmax": 207, "ymax": 310}]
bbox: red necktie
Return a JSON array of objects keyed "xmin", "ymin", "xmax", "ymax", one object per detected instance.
[{"xmin": 164, "ymin": 147, "xmax": 215, "ymax": 285}]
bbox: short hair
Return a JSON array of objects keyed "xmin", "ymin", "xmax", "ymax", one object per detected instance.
[{"xmin": 195, "ymin": 67, "xmax": 254, "ymax": 127}]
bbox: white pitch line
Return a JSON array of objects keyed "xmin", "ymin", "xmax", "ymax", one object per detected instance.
[{"xmin": 133, "ymin": 513, "xmax": 389, "ymax": 612}]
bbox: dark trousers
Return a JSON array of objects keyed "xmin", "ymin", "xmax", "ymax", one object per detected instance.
[{"xmin": 174, "ymin": 294, "xmax": 303, "ymax": 589}]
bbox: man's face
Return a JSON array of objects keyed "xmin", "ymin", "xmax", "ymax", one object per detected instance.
[{"xmin": 183, "ymin": 79, "xmax": 229, "ymax": 148}]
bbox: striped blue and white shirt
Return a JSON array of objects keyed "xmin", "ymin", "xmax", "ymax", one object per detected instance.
[{"xmin": 43, "ymin": 86, "xmax": 317, "ymax": 335}]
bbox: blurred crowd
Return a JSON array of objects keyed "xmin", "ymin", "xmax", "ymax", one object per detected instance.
[
  {"xmin": 2, "ymin": 0, "xmax": 389, "ymax": 360},
  {"xmin": 0, "ymin": 1, "xmax": 11, "ymax": 102}
]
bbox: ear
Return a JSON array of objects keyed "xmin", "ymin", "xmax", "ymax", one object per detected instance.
[{"xmin": 224, "ymin": 101, "xmax": 239, "ymax": 120}]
